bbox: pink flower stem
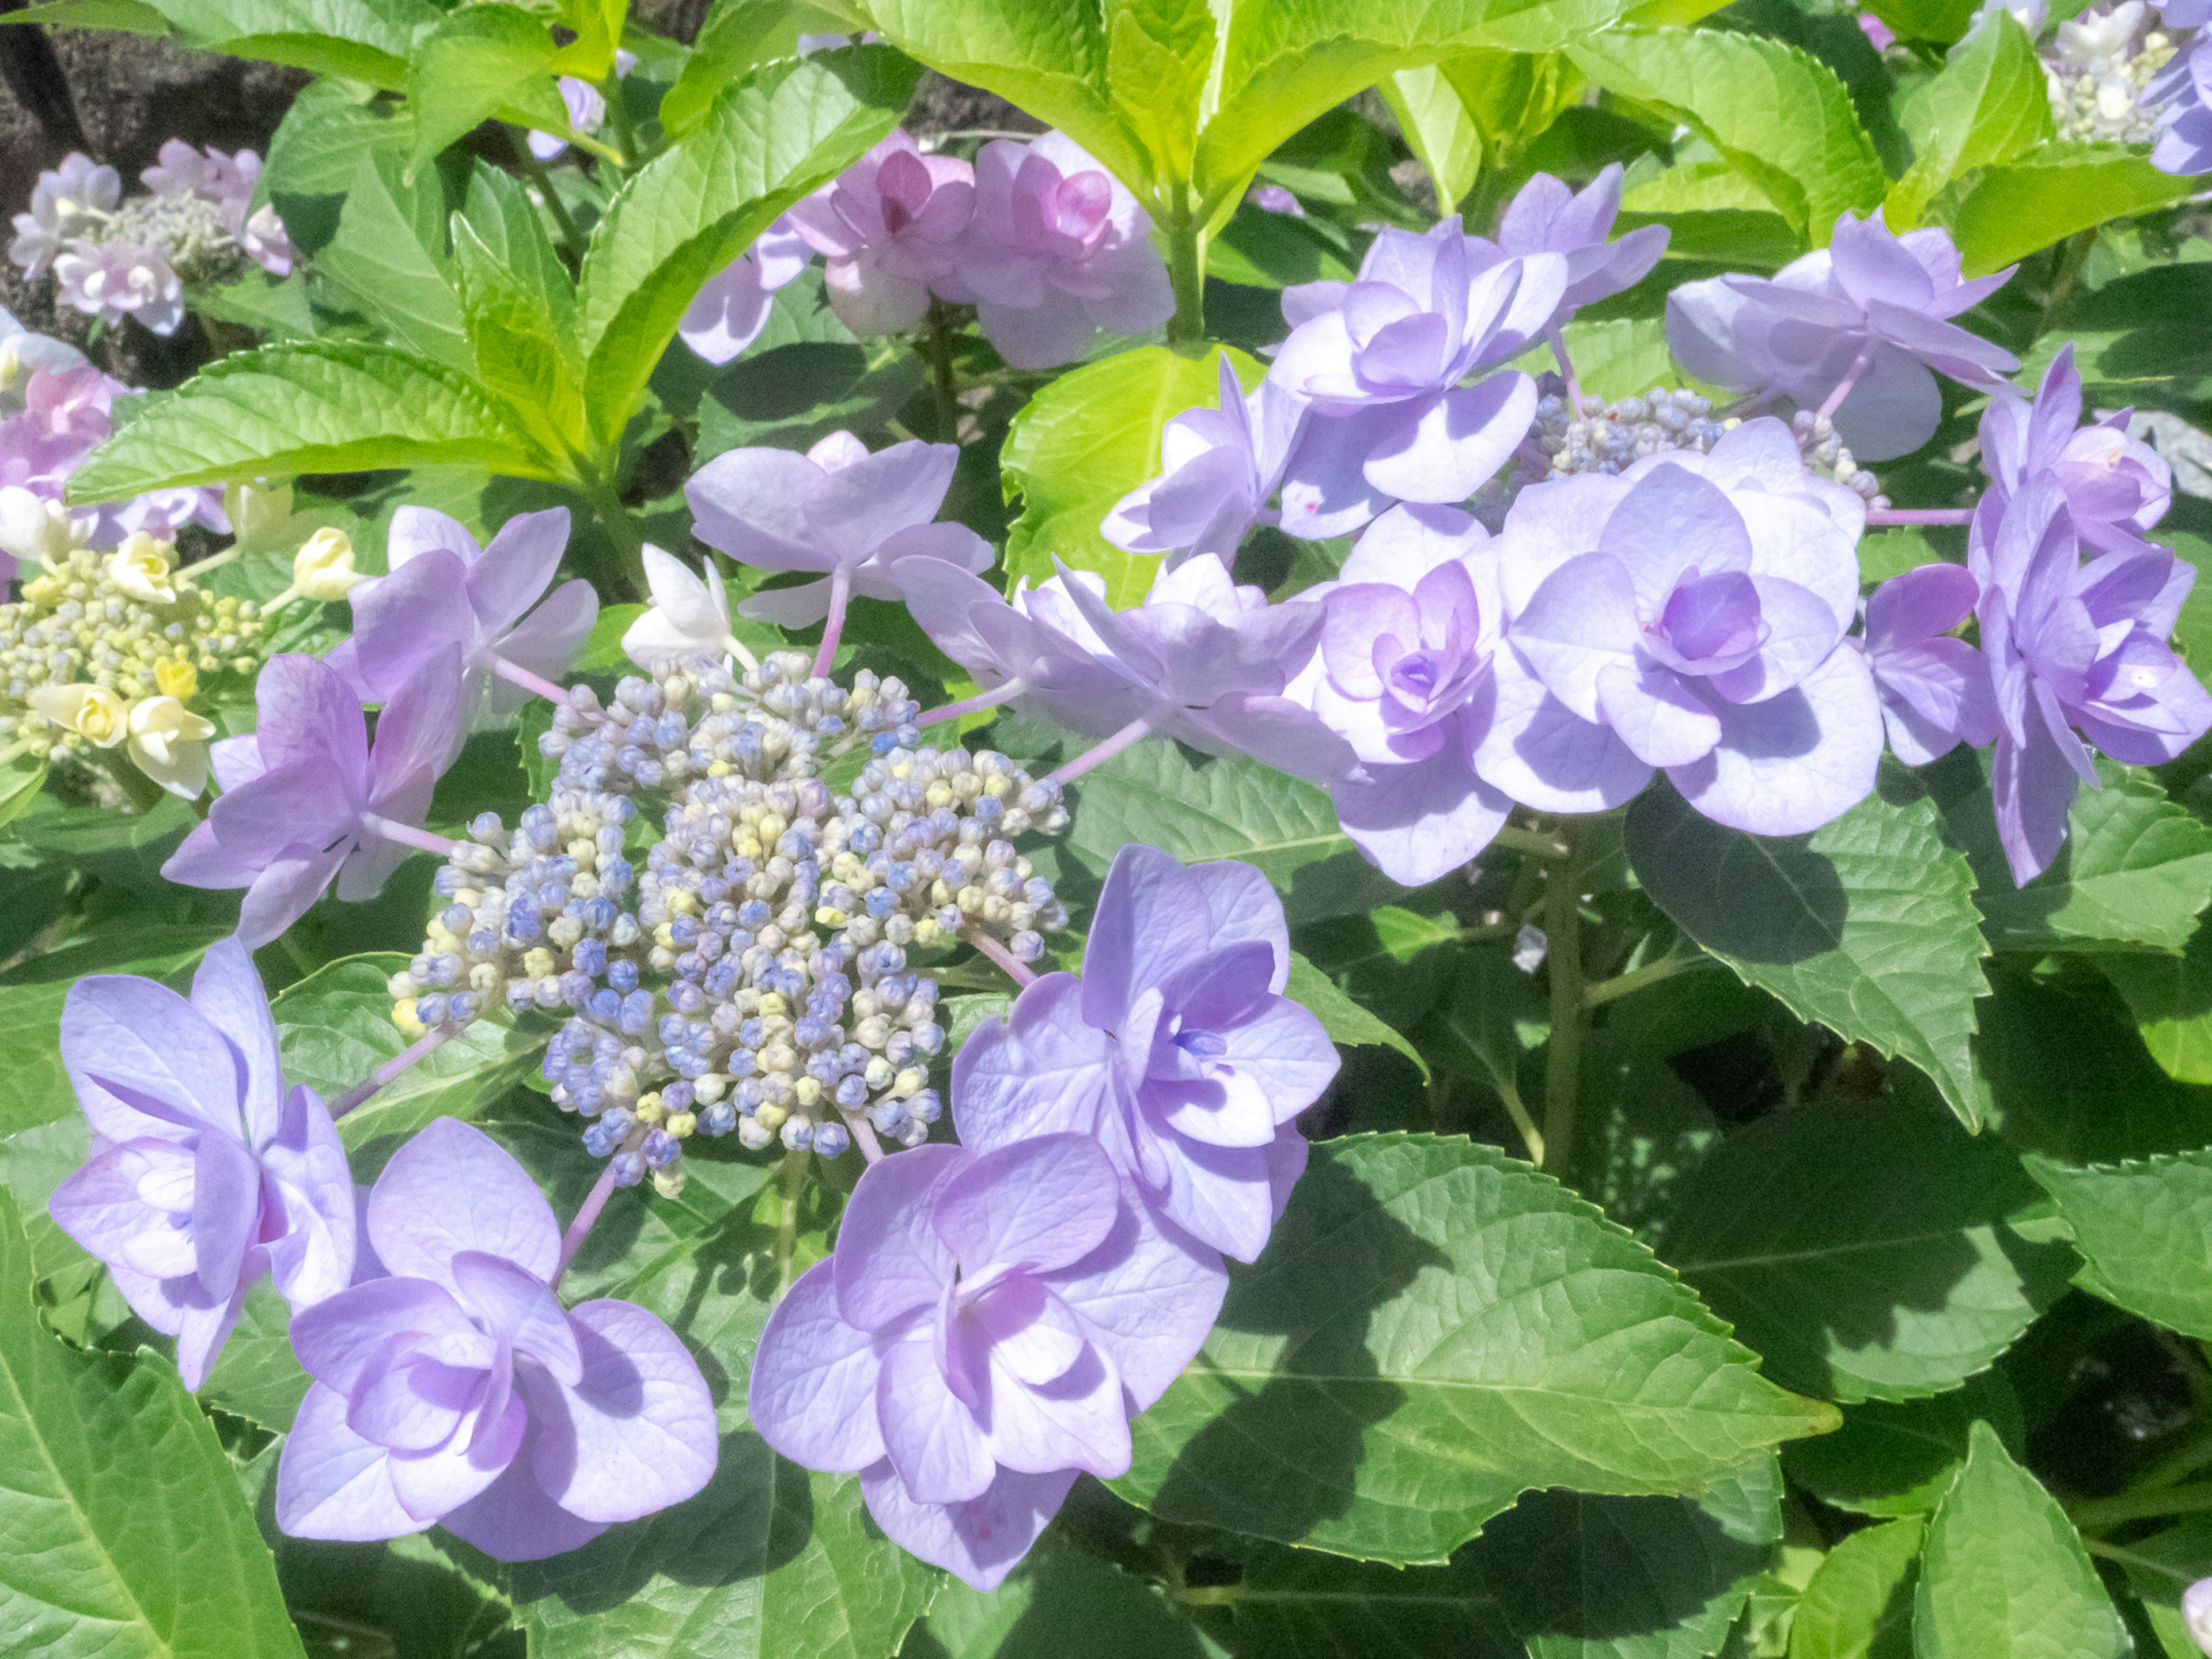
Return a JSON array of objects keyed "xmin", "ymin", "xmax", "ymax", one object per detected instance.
[
  {"xmin": 1047, "ymin": 712, "xmax": 1155, "ymax": 788},
  {"xmin": 811, "ymin": 565, "xmax": 854, "ymax": 680},
  {"xmin": 915, "ymin": 678, "xmax": 1029, "ymax": 729},
  {"xmin": 838, "ymin": 1106, "xmax": 887, "ymax": 1165},
  {"xmin": 1547, "ymin": 325, "xmax": 1585, "ymax": 412},
  {"xmin": 330, "ymin": 1026, "xmax": 450, "ymax": 1119},
  {"xmin": 965, "ymin": 926, "xmax": 1039, "ymax": 989},
  {"xmin": 359, "ymin": 812, "xmax": 464, "ymax": 859},
  {"xmin": 487, "ymin": 652, "xmax": 585, "ymax": 711},
  {"xmin": 1866, "ymin": 507, "xmax": 1975, "ymax": 527},
  {"xmin": 555, "ymin": 1159, "xmax": 623, "ymax": 1289},
  {"xmin": 1817, "ymin": 339, "xmax": 1878, "ymax": 422}
]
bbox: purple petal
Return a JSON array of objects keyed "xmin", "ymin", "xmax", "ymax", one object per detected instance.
[
  {"xmin": 860, "ymin": 1459, "xmax": 1075, "ymax": 1594},
  {"xmin": 188, "ymin": 939, "xmax": 283, "ymax": 1147},
  {"xmin": 291, "ymin": 1276, "xmax": 490, "ymax": 1393},
  {"xmin": 749, "ymin": 1259, "xmax": 888, "ymax": 1472},
  {"xmin": 1332, "ymin": 731, "xmax": 1511, "ymax": 886},
  {"xmin": 49, "ymin": 1139, "xmax": 196, "ymax": 1281},
  {"xmin": 259, "ymin": 1086, "xmax": 359, "ymax": 1310},
  {"xmin": 834, "ymin": 1143, "xmax": 963, "ymax": 1332},
  {"xmin": 275, "ymin": 1381, "xmax": 428, "ymax": 1541},
  {"xmin": 1046, "ymin": 1191, "xmax": 1224, "ymax": 1409},
  {"xmin": 368, "ymin": 647, "xmax": 465, "ymax": 794},
  {"xmin": 1601, "ymin": 465, "xmax": 1755, "ymax": 609},
  {"xmin": 366, "ymin": 1119, "xmax": 562, "ymax": 1295},
  {"xmin": 438, "ymin": 1414, "xmax": 609, "ymax": 1561},
  {"xmin": 879, "ymin": 1334, "xmax": 996, "ymax": 1505},
  {"xmin": 950, "ymin": 976, "xmax": 1118, "ymax": 1156},
  {"xmin": 1509, "ymin": 552, "xmax": 1641, "ymax": 721},
  {"xmin": 976, "ymin": 293, "xmax": 1102, "ymax": 371},
  {"xmin": 385, "ymin": 1391, "xmax": 526, "ymax": 1521},
  {"xmin": 935, "ymin": 1134, "xmax": 1122, "ymax": 1277},
  {"xmin": 802, "ymin": 440, "xmax": 957, "ymax": 564},
  {"xmin": 686, "ymin": 447, "xmax": 833, "ymax": 572},
  {"xmin": 1185, "ymin": 859, "xmax": 1290, "ymax": 992},
  {"xmin": 527, "ymin": 1298, "xmax": 717, "ymax": 1523},
  {"xmin": 1667, "ymin": 646, "xmax": 1882, "ymax": 835},
  {"xmin": 350, "ymin": 1346, "xmax": 489, "ymax": 1452},
  {"xmin": 1277, "ymin": 406, "xmax": 1400, "ymax": 540},
  {"xmin": 491, "ymin": 578, "xmax": 599, "ymax": 694},
  {"xmin": 1474, "ymin": 647, "xmax": 1653, "ymax": 812},
  {"xmin": 235, "ymin": 841, "xmax": 352, "ymax": 949},
  {"xmin": 465, "ymin": 507, "xmax": 570, "ymax": 637},
  {"xmin": 1146, "ymin": 1134, "xmax": 1277, "ymax": 1264},
  {"xmin": 1706, "ymin": 575, "xmax": 1847, "ymax": 703},
  {"xmin": 983, "ymin": 1339, "xmax": 1130, "ymax": 1479},
  {"xmin": 340, "ymin": 554, "xmax": 476, "ymax": 703},
  {"xmin": 190, "ymin": 1127, "xmax": 259, "ymax": 1301},
  {"xmin": 62, "ymin": 975, "xmax": 241, "ymax": 1144},
  {"xmin": 1081, "ymin": 845, "xmax": 1218, "ymax": 1031},
  {"xmin": 1361, "ymin": 373, "xmax": 1537, "ymax": 504},
  {"xmin": 1993, "ymin": 718, "xmax": 2080, "ymax": 885},
  {"xmin": 387, "ymin": 505, "xmax": 479, "ymax": 570},
  {"xmin": 1866, "ymin": 561, "xmax": 1979, "ymax": 653},
  {"xmin": 451, "ymin": 1251, "xmax": 581, "ymax": 1384},
  {"xmin": 1829, "ymin": 211, "xmax": 1935, "ymax": 313}
]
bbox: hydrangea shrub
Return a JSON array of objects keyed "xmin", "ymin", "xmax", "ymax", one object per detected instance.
[{"xmin": 3, "ymin": 0, "xmax": 2212, "ymax": 1653}]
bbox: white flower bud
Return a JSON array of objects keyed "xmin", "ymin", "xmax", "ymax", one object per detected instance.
[
  {"xmin": 2188, "ymin": 1578, "xmax": 2212, "ymax": 1657},
  {"xmin": 125, "ymin": 695, "xmax": 215, "ymax": 797},
  {"xmin": 105, "ymin": 532, "xmax": 176, "ymax": 604},
  {"xmin": 292, "ymin": 527, "xmax": 362, "ymax": 601},
  {"xmin": 29, "ymin": 681, "xmax": 129, "ymax": 748},
  {"xmin": 0, "ymin": 486, "xmax": 91, "ymax": 566}
]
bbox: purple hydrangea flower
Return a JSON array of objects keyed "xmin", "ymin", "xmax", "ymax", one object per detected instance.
[
  {"xmin": 53, "ymin": 240, "xmax": 185, "ymax": 336},
  {"xmin": 1484, "ymin": 164, "xmax": 1669, "ymax": 334},
  {"xmin": 1500, "ymin": 417, "xmax": 1883, "ymax": 835},
  {"xmin": 896, "ymin": 560, "xmax": 1156, "ymax": 737},
  {"xmin": 2184, "ymin": 1575, "xmax": 2212, "ymax": 1652},
  {"xmin": 954, "ymin": 844, "xmax": 1335, "ymax": 1262},
  {"xmin": 48, "ymin": 938, "xmax": 355, "ymax": 1389},
  {"xmin": 163, "ymin": 651, "xmax": 465, "ymax": 946},
  {"xmin": 142, "ymin": 139, "xmax": 294, "ymax": 276},
  {"xmin": 1285, "ymin": 505, "xmax": 1515, "ymax": 885},
  {"xmin": 276, "ymin": 1118, "xmax": 717, "ymax": 1560},
  {"xmin": 0, "ymin": 358, "xmax": 223, "ymax": 546},
  {"xmin": 1101, "ymin": 356, "xmax": 1306, "ymax": 567},
  {"xmin": 2153, "ymin": 36, "xmax": 2212, "ymax": 175},
  {"xmin": 1666, "ymin": 210, "xmax": 2017, "ymax": 461},
  {"xmin": 7, "ymin": 154, "xmax": 118, "ymax": 282},
  {"xmin": 1048, "ymin": 552, "xmax": 1355, "ymax": 786},
  {"xmin": 1267, "ymin": 225, "xmax": 1563, "ymax": 538},
  {"xmin": 786, "ymin": 131, "xmax": 975, "ymax": 336},
  {"xmin": 678, "ymin": 219, "xmax": 811, "ymax": 365},
  {"xmin": 1859, "ymin": 563, "xmax": 2000, "ymax": 766},
  {"xmin": 529, "ymin": 77, "xmax": 609, "ymax": 162},
  {"xmin": 325, "ymin": 506, "xmax": 596, "ymax": 728},
  {"xmin": 1977, "ymin": 344, "xmax": 2172, "ymax": 553},
  {"xmin": 1975, "ymin": 476, "xmax": 2212, "ymax": 882},
  {"xmin": 938, "ymin": 131, "xmax": 1175, "ymax": 370},
  {"xmin": 0, "ymin": 307, "xmax": 89, "ymax": 407},
  {"xmin": 1248, "ymin": 183, "xmax": 1304, "ymax": 217},
  {"xmin": 749, "ymin": 1134, "xmax": 1225, "ymax": 1590},
  {"xmin": 686, "ymin": 430, "xmax": 991, "ymax": 638}
]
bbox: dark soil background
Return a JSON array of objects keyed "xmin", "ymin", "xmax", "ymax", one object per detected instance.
[{"xmin": 0, "ymin": 3, "xmax": 1027, "ymax": 386}]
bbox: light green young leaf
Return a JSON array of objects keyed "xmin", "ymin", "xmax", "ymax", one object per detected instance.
[
  {"xmin": 1569, "ymin": 28, "xmax": 1886, "ymax": 243},
  {"xmin": 577, "ymin": 46, "xmax": 918, "ymax": 454},
  {"xmin": 1789, "ymin": 1515, "xmax": 1923, "ymax": 1659},
  {"xmin": 0, "ymin": 1190, "xmax": 307, "ymax": 1659},
  {"xmin": 121, "ymin": 0, "xmax": 438, "ymax": 85},
  {"xmin": 550, "ymin": 0, "xmax": 626, "ymax": 77},
  {"xmin": 1627, "ymin": 781, "xmax": 1990, "ymax": 1130},
  {"xmin": 1111, "ymin": 1133, "xmax": 1838, "ymax": 1564},
  {"xmin": 315, "ymin": 146, "xmax": 469, "ymax": 372},
  {"xmin": 1912, "ymin": 1422, "xmax": 2128, "ymax": 1659},
  {"xmin": 1933, "ymin": 142, "xmax": 2201, "ymax": 275},
  {"xmin": 660, "ymin": 0, "xmax": 816, "ymax": 137},
  {"xmin": 2024, "ymin": 1148, "xmax": 2212, "ymax": 1339},
  {"xmin": 1662, "ymin": 1104, "xmax": 2071, "ymax": 1403},
  {"xmin": 257, "ymin": 77, "xmax": 419, "ymax": 255},
  {"xmin": 1284, "ymin": 950, "xmax": 1429, "ymax": 1078},
  {"xmin": 1885, "ymin": 14, "xmax": 2052, "ymax": 227},
  {"xmin": 1002, "ymin": 344, "xmax": 1255, "ymax": 607},
  {"xmin": 1864, "ymin": 0, "xmax": 1978, "ymax": 43},
  {"xmin": 404, "ymin": 3, "xmax": 570, "ymax": 177},
  {"xmin": 66, "ymin": 341, "xmax": 560, "ymax": 502},
  {"xmin": 0, "ymin": 0, "xmax": 171, "ymax": 36},
  {"xmin": 1382, "ymin": 63, "xmax": 1484, "ymax": 214},
  {"xmin": 454, "ymin": 219, "xmax": 588, "ymax": 457},
  {"xmin": 0, "ymin": 754, "xmax": 46, "ymax": 831},
  {"xmin": 1107, "ymin": 0, "xmax": 1216, "ymax": 185}
]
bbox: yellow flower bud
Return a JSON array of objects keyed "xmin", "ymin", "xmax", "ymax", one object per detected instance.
[
  {"xmin": 105, "ymin": 532, "xmax": 176, "ymax": 604},
  {"xmin": 292, "ymin": 527, "xmax": 362, "ymax": 601},
  {"xmin": 153, "ymin": 658, "xmax": 198, "ymax": 700},
  {"xmin": 28, "ymin": 681, "xmax": 128, "ymax": 747}
]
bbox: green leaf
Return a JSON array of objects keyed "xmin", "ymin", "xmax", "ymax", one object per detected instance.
[
  {"xmin": 1207, "ymin": 199, "xmax": 1360, "ymax": 288},
  {"xmin": 2024, "ymin": 1148, "xmax": 2212, "ymax": 1339},
  {"xmin": 1002, "ymin": 344, "xmax": 1255, "ymax": 608},
  {"xmin": 0, "ymin": 925, "xmax": 226, "ymax": 1137},
  {"xmin": 67, "ymin": 341, "xmax": 560, "ymax": 502},
  {"xmin": 1382, "ymin": 63, "xmax": 1484, "ymax": 214},
  {"xmin": 1105, "ymin": 0, "xmax": 1215, "ymax": 185},
  {"xmin": 2106, "ymin": 1516, "xmax": 2212, "ymax": 1659},
  {"xmin": 134, "ymin": 0, "xmax": 437, "ymax": 85},
  {"xmin": 1211, "ymin": 1546, "xmax": 1520, "ymax": 1657},
  {"xmin": 1284, "ymin": 949, "xmax": 1429, "ymax": 1079},
  {"xmin": 1783, "ymin": 1373, "xmax": 2024, "ymax": 1518},
  {"xmin": 1509, "ymin": 315, "xmax": 1730, "ymax": 403},
  {"xmin": 1912, "ymin": 1421, "xmax": 2128, "ymax": 1659},
  {"xmin": 2104, "ymin": 920, "xmax": 2212, "ymax": 1083},
  {"xmin": 1941, "ymin": 760, "xmax": 2212, "ymax": 956},
  {"xmin": 0, "ymin": 753, "xmax": 46, "ymax": 831},
  {"xmin": 270, "ymin": 954, "xmax": 549, "ymax": 1157},
  {"xmin": 2028, "ymin": 265, "xmax": 2212, "ymax": 419},
  {"xmin": 914, "ymin": 1533, "xmax": 1219, "ymax": 1658},
  {"xmin": 1885, "ymin": 14, "xmax": 2053, "ymax": 228},
  {"xmin": 0, "ymin": 0, "xmax": 170, "ymax": 35},
  {"xmin": 1569, "ymin": 28, "xmax": 1885, "ymax": 243},
  {"xmin": 404, "ymin": 3, "xmax": 569, "ymax": 177},
  {"xmin": 695, "ymin": 340, "xmax": 926, "ymax": 461},
  {"xmin": 660, "ymin": 0, "xmax": 807, "ymax": 138},
  {"xmin": 1063, "ymin": 736, "xmax": 1401, "ymax": 926},
  {"xmin": 1626, "ymin": 781, "xmax": 1990, "ymax": 1131},
  {"xmin": 315, "ymin": 146, "xmax": 469, "ymax": 372},
  {"xmin": 1475, "ymin": 1479, "xmax": 1775, "ymax": 1659},
  {"xmin": 1932, "ymin": 142, "xmax": 2202, "ymax": 276},
  {"xmin": 577, "ymin": 46, "xmax": 918, "ymax": 454},
  {"xmin": 1789, "ymin": 1516, "xmax": 1923, "ymax": 1659},
  {"xmin": 1110, "ymin": 1132, "xmax": 1838, "ymax": 1564},
  {"xmin": 1863, "ymin": 0, "xmax": 1978, "ymax": 43},
  {"xmin": 0, "ymin": 1189, "xmax": 307, "ymax": 1658},
  {"xmin": 1661, "ymin": 1103, "xmax": 2071, "ymax": 1403},
  {"xmin": 258, "ymin": 77, "xmax": 419, "ymax": 253},
  {"xmin": 1980, "ymin": 971, "xmax": 2212, "ymax": 1162},
  {"xmin": 196, "ymin": 1279, "xmax": 310, "ymax": 1430},
  {"xmin": 454, "ymin": 217, "xmax": 589, "ymax": 457}
]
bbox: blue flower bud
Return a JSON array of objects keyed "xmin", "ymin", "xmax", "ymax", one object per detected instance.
[
  {"xmin": 610, "ymin": 1151, "xmax": 646, "ymax": 1186},
  {"xmin": 619, "ymin": 990, "xmax": 655, "ymax": 1035},
  {"xmin": 700, "ymin": 1101, "xmax": 736, "ymax": 1135},
  {"xmin": 812, "ymin": 1121, "xmax": 851, "ymax": 1158},
  {"xmin": 642, "ymin": 1129, "xmax": 680, "ymax": 1168}
]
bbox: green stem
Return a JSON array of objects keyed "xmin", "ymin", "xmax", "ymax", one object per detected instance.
[
  {"xmin": 1584, "ymin": 950, "xmax": 1707, "ymax": 1011},
  {"xmin": 1540, "ymin": 819, "xmax": 1585, "ymax": 1179},
  {"xmin": 1494, "ymin": 823, "xmax": 1570, "ymax": 861},
  {"xmin": 771, "ymin": 1144, "xmax": 811, "ymax": 1297},
  {"xmin": 599, "ymin": 67, "xmax": 642, "ymax": 173},
  {"xmin": 1164, "ymin": 184, "xmax": 1207, "ymax": 348},
  {"xmin": 2069, "ymin": 1478, "xmax": 2212, "ymax": 1532},
  {"xmin": 923, "ymin": 301, "xmax": 961, "ymax": 443},
  {"xmin": 511, "ymin": 142, "xmax": 589, "ymax": 263},
  {"xmin": 2043, "ymin": 226, "xmax": 2097, "ymax": 327},
  {"xmin": 571, "ymin": 460, "xmax": 647, "ymax": 601}
]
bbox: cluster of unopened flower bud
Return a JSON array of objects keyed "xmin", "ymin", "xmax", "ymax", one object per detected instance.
[
  {"xmin": 1790, "ymin": 409, "xmax": 1889, "ymax": 509},
  {"xmin": 92, "ymin": 191, "xmax": 246, "ymax": 286},
  {"xmin": 393, "ymin": 651, "xmax": 1071, "ymax": 1192},
  {"xmin": 1531, "ymin": 384, "xmax": 1732, "ymax": 478},
  {"xmin": 2046, "ymin": 22, "xmax": 2173, "ymax": 144},
  {"xmin": 0, "ymin": 535, "xmax": 263, "ymax": 762}
]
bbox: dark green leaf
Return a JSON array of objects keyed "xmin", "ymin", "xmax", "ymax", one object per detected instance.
[
  {"xmin": 1219, "ymin": 1546, "xmax": 1520, "ymax": 1657},
  {"xmin": 1783, "ymin": 1373, "xmax": 2024, "ymax": 1518},
  {"xmin": 2025, "ymin": 1148, "xmax": 2212, "ymax": 1339},
  {"xmin": 1980, "ymin": 971, "xmax": 2212, "ymax": 1162},
  {"xmin": 695, "ymin": 340, "xmax": 926, "ymax": 461},
  {"xmin": 2103, "ymin": 920, "xmax": 2212, "ymax": 1084},
  {"xmin": 1285, "ymin": 949, "xmax": 1429, "ymax": 1078},
  {"xmin": 914, "ymin": 1534, "xmax": 1215, "ymax": 1659}
]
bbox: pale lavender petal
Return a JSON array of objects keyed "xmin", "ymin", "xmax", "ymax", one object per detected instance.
[
  {"xmin": 437, "ymin": 1415, "xmax": 609, "ymax": 1561},
  {"xmin": 950, "ymin": 978, "xmax": 1118, "ymax": 1155},
  {"xmin": 465, "ymin": 507, "xmax": 570, "ymax": 638},
  {"xmin": 687, "ymin": 448, "xmax": 832, "ymax": 571},
  {"xmin": 1081, "ymin": 845, "xmax": 1217, "ymax": 1031},
  {"xmin": 934, "ymin": 1134, "xmax": 1122, "ymax": 1277},
  {"xmin": 276, "ymin": 1381, "xmax": 429, "ymax": 1541},
  {"xmin": 859, "ymin": 1460, "xmax": 1075, "ymax": 1594},
  {"xmin": 1360, "ymin": 373, "xmax": 1537, "ymax": 504},
  {"xmin": 366, "ymin": 1119, "xmax": 562, "ymax": 1294},
  {"xmin": 1508, "ymin": 552, "xmax": 1642, "ymax": 722},
  {"xmin": 450, "ymin": 1251, "xmax": 581, "ymax": 1384},
  {"xmin": 188, "ymin": 939, "xmax": 283, "ymax": 1147},
  {"xmin": 1047, "ymin": 1193, "xmax": 1223, "ymax": 1408},
  {"xmin": 1332, "ymin": 735, "xmax": 1512, "ymax": 887},
  {"xmin": 1668, "ymin": 646, "xmax": 1882, "ymax": 835},
  {"xmin": 1595, "ymin": 662, "xmax": 1724, "ymax": 768},
  {"xmin": 803, "ymin": 440, "xmax": 957, "ymax": 563},
  {"xmin": 386, "ymin": 1392, "xmax": 526, "ymax": 1521},
  {"xmin": 61, "ymin": 975, "xmax": 241, "ymax": 1144},
  {"xmin": 291, "ymin": 1276, "xmax": 489, "ymax": 1393},
  {"xmin": 528, "ymin": 1299, "xmax": 717, "ymax": 1523},
  {"xmin": 878, "ymin": 1335, "xmax": 995, "ymax": 1505},
  {"xmin": 983, "ymin": 1340, "xmax": 1130, "ymax": 1478},
  {"xmin": 834, "ymin": 1143, "xmax": 962, "ymax": 1332},
  {"xmin": 190, "ymin": 1127, "xmax": 259, "ymax": 1300},
  {"xmin": 235, "ymin": 842, "xmax": 352, "ymax": 949},
  {"xmin": 749, "ymin": 1259, "xmax": 887, "ymax": 1473}
]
